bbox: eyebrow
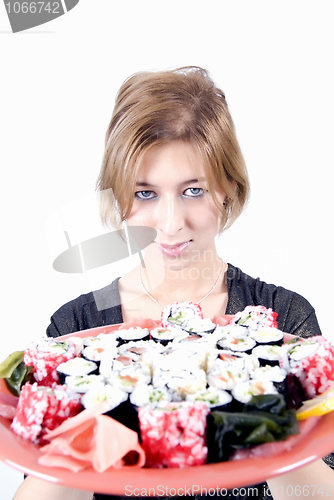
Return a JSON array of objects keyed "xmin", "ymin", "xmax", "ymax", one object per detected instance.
[{"xmin": 135, "ymin": 177, "xmax": 206, "ymax": 188}]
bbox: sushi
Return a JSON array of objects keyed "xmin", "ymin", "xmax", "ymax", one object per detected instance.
[
  {"xmin": 230, "ymin": 305, "xmax": 278, "ymax": 330},
  {"xmin": 24, "ymin": 338, "xmax": 77, "ymax": 386},
  {"xmin": 117, "ymin": 327, "xmax": 150, "ymax": 344},
  {"xmin": 10, "ymin": 382, "xmax": 81, "ymax": 443},
  {"xmin": 150, "ymin": 326, "xmax": 187, "ymax": 346},
  {"xmin": 5, "ymin": 302, "xmax": 333, "ymax": 463},
  {"xmin": 56, "ymin": 357, "xmax": 99, "ymax": 384},
  {"xmin": 280, "ymin": 336, "xmax": 334, "ymax": 398},
  {"xmin": 161, "ymin": 301, "xmax": 203, "ymax": 329},
  {"xmin": 138, "ymin": 401, "xmax": 209, "ymax": 468}
]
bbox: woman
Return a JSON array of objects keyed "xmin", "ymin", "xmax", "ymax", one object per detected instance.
[{"xmin": 14, "ymin": 67, "xmax": 333, "ymax": 500}]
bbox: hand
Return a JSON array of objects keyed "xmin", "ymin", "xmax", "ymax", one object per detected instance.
[
  {"xmin": 14, "ymin": 476, "xmax": 93, "ymax": 500},
  {"xmin": 267, "ymin": 459, "xmax": 334, "ymax": 500}
]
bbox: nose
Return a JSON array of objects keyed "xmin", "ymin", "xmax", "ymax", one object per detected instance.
[{"xmin": 157, "ymin": 195, "xmax": 185, "ymax": 237}]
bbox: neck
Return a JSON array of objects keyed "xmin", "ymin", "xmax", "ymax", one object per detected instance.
[{"xmin": 140, "ymin": 247, "xmax": 225, "ymax": 307}]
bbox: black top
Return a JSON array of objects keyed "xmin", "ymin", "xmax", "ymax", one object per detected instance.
[
  {"xmin": 46, "ymin": 263, "xmax": 321, "ymax": 338},
  {"xmin": 46, "ymin": 263, "xmax": 333, "ymax": 500}
]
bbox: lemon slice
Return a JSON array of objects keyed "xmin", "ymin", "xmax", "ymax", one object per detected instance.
[{"xmin": 296, "ymin": 389, "xmax": 334, "ymax": 420}]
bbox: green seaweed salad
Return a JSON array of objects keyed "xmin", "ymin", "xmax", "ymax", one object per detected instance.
[
  {"xmin": 0, "ymin": 351, "xmax": 33, "ymax": 396},
  {"xmin": 207, "ymin": 394, "xmax": 299, "ymax": 462}
]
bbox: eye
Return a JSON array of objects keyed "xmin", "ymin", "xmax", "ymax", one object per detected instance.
[
  {"xmin": 183, "ymin": 187, "xmax": 204, "ymax": 198},
  {"xmin": 134, "ymin": 190, "xmax": 157, "ymax": 200}
]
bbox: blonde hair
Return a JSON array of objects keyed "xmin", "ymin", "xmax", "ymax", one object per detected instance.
[{"xmin": 96, "ymin": 66, "xmax": 250, "ymax": 233}]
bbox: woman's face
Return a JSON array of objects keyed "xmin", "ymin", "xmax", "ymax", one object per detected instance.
[{"xmin": 127, "ymin": 141, "xmax": 225, "ymax": 271}]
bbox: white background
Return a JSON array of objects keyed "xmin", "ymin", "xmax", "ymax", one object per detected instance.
[{"xmin": 1, "ymin": 1, "xmax": 333, "ymax": 498}]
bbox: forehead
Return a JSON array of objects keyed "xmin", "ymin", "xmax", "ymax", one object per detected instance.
[{"xmin": 136, "ymin": 141, "xmax": 206, "ymax": 185}]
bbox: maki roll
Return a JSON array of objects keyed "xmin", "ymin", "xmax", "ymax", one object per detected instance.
[
  {"xmin": 24, "ymin": 338, "xmax": 77, "ymax": 386},
  {"xmin": 81, "ymin": 384, "xmax": 140, "ymax": 433},
  {"xmin": 118, "ymin": 340, "xmax": 165, "ymax": 362},
  {"xmin": 138, "ymin": 401, "xmax": 209, "ymax": 468},
  {"xmin": 209, "ymin": 349, "xmax": 259, "ymax": 374},
  {"xmin": 231, "ymin": 379, "xmax": 278, "ymax": 406},
  {"xmin": 65, "ymin": 374, "xmax": 104, "ymax": 394},
  {"xmin": 251, "ymin": 365, "xmax": 288, "ymax": 397},
  {"xmin": 161, "ymin": 301, "xmax": 203, "ymax": 329},
  {"xmin": 110, "ymin": 364, "xmax": 151, "ymax": 393},
  {"xmin": 186, "ymin": 386, "xmax": 232, "ymax": 411},
  {"xmin": 150, "ymin": 326, "xmax": 186, "ymax": 346},
  {"xmin": 183, "ymin": 317, "xmax": 216, "ymax": 335},
  {"xmin": 56, "ymin": 357, "xmax": 99, "ymax": 384},
  {"xmin": 166, "ymin": 367, "xmax": 207, "ymax": 400},
  {"xmin": 218, "ymin": 335, "xmax": 256, "ymax": 354},
  {"xmin": 112, "ymin": 355, "xmax": 134, "ymax": 370},
  {"xmin": 219, "ymin": 324, "xmax": 250, "ymax": 340},
  {"xmin": 165, "ymin": 343, "xmax": 207, "ymax": 371},
  {"xmin": 207, "ymin": 359, "xmax": 249, "ymax": 391},
  {"xmin": 249, "ymin": 326, "xmax": 284, "ymax": 346},
  {"xmin": 81, "ymin": 344, "xmax": 117, "ymax": 366},
  {"xmin": 117, "ymin": 327, "xmax": 150, "ymax": 345},
  {"xmin": 130, "ymin": 384, "xmax": 172, "ymax": 407},
  {"xmin": 230, "ymin": 305, "xmax": 278, "ymax": 330},
  {"xmin": 81, "ymin": 383, "xmax": 128, "ymax": 411},
  {"xmin": 280, "ymin": 336, "xmax": 334, "ymax": 399},
  {"xmin": 11, "ymin": 382, "xmax": 81, "ymax": 444},
  {"xmin": 252, "ymin": 344, "xmax": 282, "ymax": 366}
]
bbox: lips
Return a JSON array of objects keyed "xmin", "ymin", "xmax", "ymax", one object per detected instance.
[{"xmin": 156, "ymin": 241, "xmax": 190, "ymax": 257}]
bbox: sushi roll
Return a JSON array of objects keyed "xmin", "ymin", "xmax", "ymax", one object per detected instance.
[
  {"xmin": 112, "ymin": 355, "xmax": 134, "ymax": 370},
  {"xmin": 220, "ymin": 324, "xmax": 250, "ymax": 340},
  {"xmin": 161, "ymin": 301, "xmax": 203, "ymax": 329},
  {"xmin": 130, "ymin": 384, "xmax": 172, "ymax": 407},
  {"xmin": 81, "ymin": 344, "xmax": 117, "ymax": 366},
  {"xmin": 106, "ymin": 398, "xmax": 141, "ymax": 435},
  {"xmin": 230, "ymin": 305, "xmax": 278, "ymax": 330},
  {"xmin": 166, "ymin": 367, "xmax": 207, "ymax": 400},
  {"xmin": 218, "ymin": 335, "xmax": 256, "ymax": 354},
  {"xmin": 249, "ymin": 326, "xmax": 284, "ymax": 346},
  {"xmin": 152, "ymin": 344, "xmax": 206, "ymax": 383},
  {"xmin": 138, "ymin": 401, "xmax": 209, "ymax": 468},
  {"xmin": 24, "ymin": 338, "xmax": 77, "ymax": 386},
  {"xmin": 231, "ymin": 379, "xmax": 278, "ymax": 406},
  {"xmin": 252, "ymin": 344, "xmax": 282, "ymax": 366},
  {"xmin": 110, "ymin": 364, "xmax": 151, "ymax": 393},
  {"xmin": 118, "ymin": 340, "xmax": 165, "ymax": 369},
  {"xmin": 81, "ymin": 382, "xmax": 128, "ymax": 411},
  {"xmin": 83, "ymin": 333, "xmax": 118, "ymax": 348},
  {"xmin": 150, "ymin": 326, "xmax": 187, "ymax": 346},
  {"xmin": 207, "ymin": 359, "xmax": 249, "ymax": 391},
  {"xmin": 83, "ymin": 336, "xmax": 105, "ymax": 347},
  {"xmin": 65, "ymin": 374, "xmax": 104, "ymax": 394},
  {"xmin": 117, "ymin": 327, "xmax": 150, "ymax": 345},
  {"xmin": 11, "ymin": 382, "xmax": 81, "ymax": 444},
  {"xmin": 279, "ymin": 336, "xmax": 334, "ymax": 399},
  {"xmin": 183, "ymin": 317, "xmax": 216, "ymax": 335},
  {"xmin": 165, "ymin": 343, "xmax": 207, "ymax": 371},
  {"xmin": 209, "ymin": 349, "xmax": 259, "ymax": 374},
  {"xmin": 186, "ymin": 386, "xmax": 232, "ymax": 411},
  {"xmin": 56, "ymin": 357, "xmax": 99, "ymax": 384},
  {"xmin": 250, "ymin": 365, "xmax": 288, "ymax": 397}
]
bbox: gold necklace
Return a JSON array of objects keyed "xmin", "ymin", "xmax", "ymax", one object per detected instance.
[{"xmin": 139, "ymin": 261, "xmax": 225, "ymax": 310}]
